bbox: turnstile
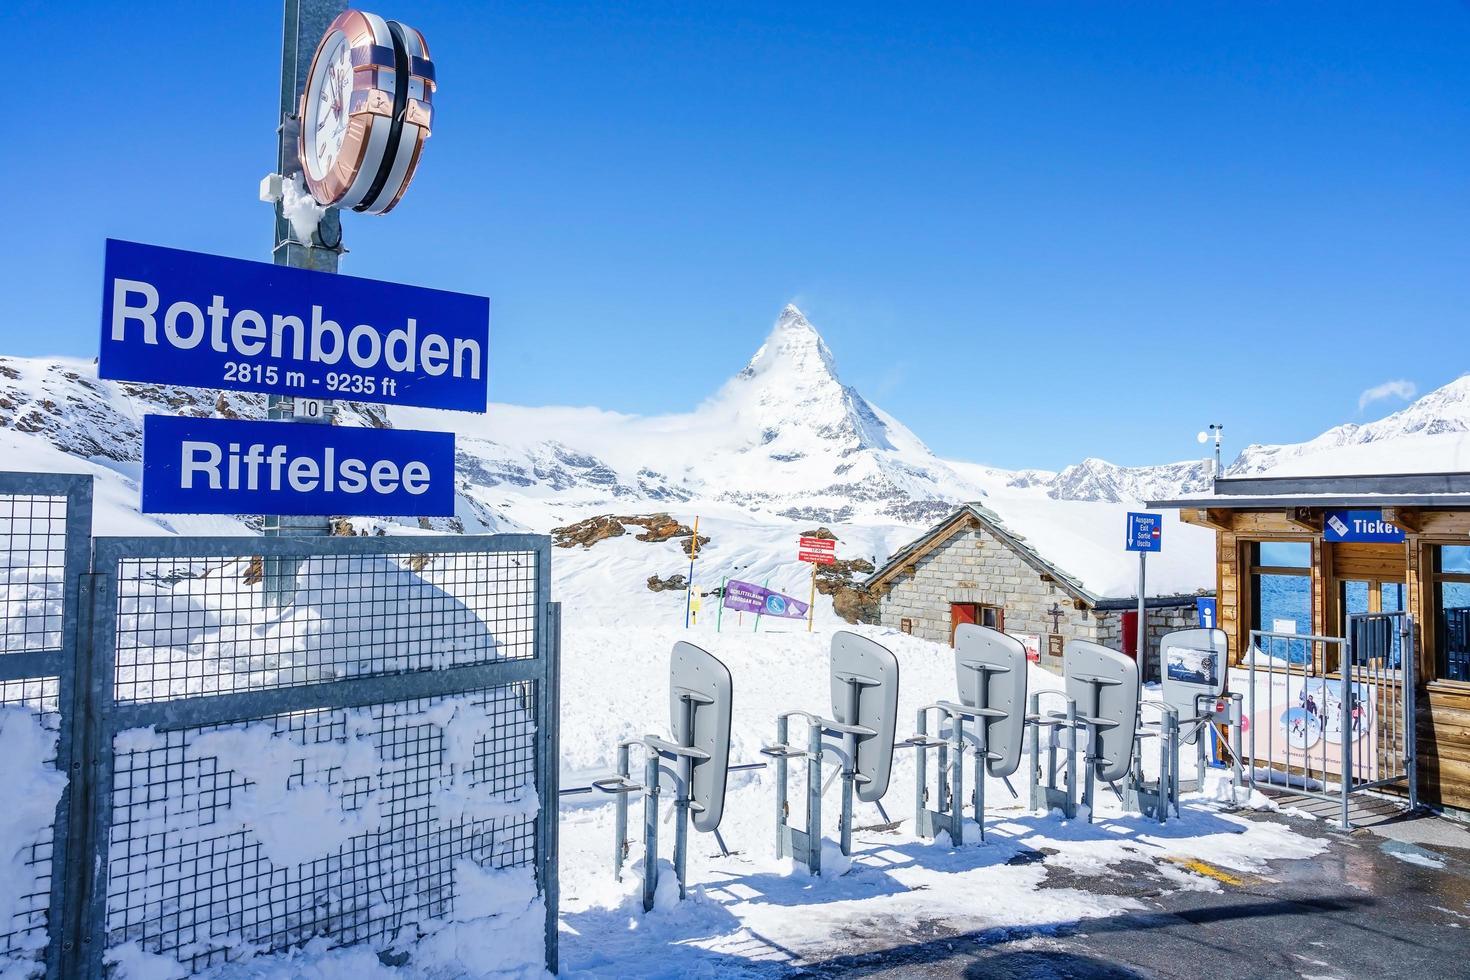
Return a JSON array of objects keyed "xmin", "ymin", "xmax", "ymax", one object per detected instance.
[
  {"xmin": 593, "ymin": 641, "xmax": 733, "ymax": 910},
  {"xmin": 911, "ymin": 625, "xmax": 1027, "ymax": 843},
  {"xmin": 762, "ymin": 631, "xmax": 899, "ymax": 875}
]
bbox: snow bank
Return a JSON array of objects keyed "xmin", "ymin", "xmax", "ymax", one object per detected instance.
[{"xmin": 0, "ymin": 706, "xmax": 65, "ymax": 971}]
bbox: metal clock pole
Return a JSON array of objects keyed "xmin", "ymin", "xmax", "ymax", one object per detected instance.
[{"xmin": 264, "ymin": 0, "xmax": 345, "ymax": 598}]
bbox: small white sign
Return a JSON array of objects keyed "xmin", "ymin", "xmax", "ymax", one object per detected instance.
[
  {"xmin": 293, "ymin": 397, "xmax": 327, "ymax": 421},
  {"xmin": 1272, "ymin": 618, "xmax": 1298, "ymax": 636},
  {"xmin": 1012, "ymin": 632, "xmax": 1042, "ymax": 663}
]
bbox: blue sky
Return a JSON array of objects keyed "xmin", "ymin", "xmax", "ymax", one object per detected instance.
[{"xmin": 1, "ymin": 1, "xmax": 1467, "ymax": 469}]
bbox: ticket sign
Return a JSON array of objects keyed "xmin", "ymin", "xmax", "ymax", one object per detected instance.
[
  {"xmin": 1323, "ymin": 509, "xmax": 1405, "ymax": 544},
  {"xmin": 100, "ymin": 240, "xmax": 490, "ymax": 413},
  {"xmin": 141, "ymin": 415, "xmax": 455, "ymax": 516},
  {"xmin": 1125, "ymin": 512, "xmax": 1163, "ymax": 552}
]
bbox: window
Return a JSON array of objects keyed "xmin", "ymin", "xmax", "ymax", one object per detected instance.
[
  {"xmin": 1251, "ymin": 541, "xmax": 1312, "ymax": 664},
  {"xmin": 1433, "ymin": 545, "xmax": 1470, "ymax": 682}
]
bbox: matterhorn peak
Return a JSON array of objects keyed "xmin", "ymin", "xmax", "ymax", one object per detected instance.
[{"xmin": 739, "ymin": 304, "xmax": 839, "ymax": 383}]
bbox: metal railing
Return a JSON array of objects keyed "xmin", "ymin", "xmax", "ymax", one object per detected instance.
[
  {"xmin": 0, "ymin": 473, "xmax": 560, "ymax": 978},
  {"xmin": 1244, "ymin": 615, "xmax": 1416, "ymax": 829}
]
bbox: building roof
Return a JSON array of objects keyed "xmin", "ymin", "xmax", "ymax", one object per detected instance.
[
  {"xmin": 1147, "ymin": 471, "xmax": 1470, "ymax": 510},
  {"xmin": 864, "ymin": 502, "xmax": 1207, "ymax": 607}
]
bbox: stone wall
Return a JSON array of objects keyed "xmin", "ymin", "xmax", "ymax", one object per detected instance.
[
  {"xmin": 876, "ymin": 521, "xmax": 1203, "ymax": 676},
  {"xmin": 876, "ymin": 523, "xmax": 1100, "ymax": 673}
]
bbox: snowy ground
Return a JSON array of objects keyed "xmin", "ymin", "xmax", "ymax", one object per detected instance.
[{"xmin": 551, "ymin": 620, "xmax": 1327, "ymax": 979}]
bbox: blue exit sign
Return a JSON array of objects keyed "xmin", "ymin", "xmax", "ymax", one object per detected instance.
[{"xmin": 1126, "ymin": 512, "xmax": 1163, "ymax": 552}]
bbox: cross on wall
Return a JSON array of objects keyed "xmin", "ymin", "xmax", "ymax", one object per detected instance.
[{"xmin": 1048, "ymin": 602, "xmax": 1065, "ymax": 632}]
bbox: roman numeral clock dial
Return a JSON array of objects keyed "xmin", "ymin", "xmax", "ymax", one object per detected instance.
[{"xmin": 297, "ymin": 9, "xmax": 436, "ymax": 215}]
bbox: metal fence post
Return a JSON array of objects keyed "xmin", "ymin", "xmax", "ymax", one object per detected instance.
[
  {"xmin": 774, "ymin": 715, "xmax": 788, "ymax": 859},
  {"xmin": 1339, "ymin": 632, "xmax": 1353, "ymax": 831},
  {"xmin": 79, "ymin": 562, "xmax": 119, "ymax": 979},
  {"xmin": 806, "ymin": 722, "xmax": 822, "ymax": 876},
  {"xmin": 57, "ymin": 570, "xmax": 99, "ymax": 980},
  {"xmin": 1406, "ymin": 616, "xmax": 1419, "ymax": 812},
  {"xmin": 915, "ymin": 710, "xmax": 928, "ymax": 830},
  {"xmin": 642, "ymin": 750, "xmax": 660, "ymax": 912},
  {"xmin": 542, "ymin": 600, "xmax": 561, "ymax": 973}
]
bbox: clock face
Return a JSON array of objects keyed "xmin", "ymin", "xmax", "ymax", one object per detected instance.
[{"xmin": 305, "ymin": 33, "xmax": 353, "ymax": 181}]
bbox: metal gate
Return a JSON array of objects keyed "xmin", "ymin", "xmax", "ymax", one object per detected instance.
[
  {"xmin": 0, "ymin": 473, "xmax": 91, "ymax": 980},
  {"xmin": 1244, "ymin": 613, "xmax": 1416, "ymax": 828},
  {"xmin": 0, "ymin": 472, "xmax": 560, "ymax": 978}
]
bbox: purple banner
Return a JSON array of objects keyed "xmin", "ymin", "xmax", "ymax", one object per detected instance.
[{"xmin": 723, "ymin": 579, "xmax": 809, "ymax": 619}]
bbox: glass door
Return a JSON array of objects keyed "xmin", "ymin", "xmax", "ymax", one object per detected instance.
[{"xmin": 1339, "ymin": 578, "xmax": 1405, "ymax": 666}]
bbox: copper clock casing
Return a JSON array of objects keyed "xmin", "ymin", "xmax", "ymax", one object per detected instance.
[{"xmin": 297, "ymin": 10, "xmax": 435, "ymax": 215}]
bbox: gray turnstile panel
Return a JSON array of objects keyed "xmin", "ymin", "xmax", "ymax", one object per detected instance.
[
  {"xmin": 1159, "ymin": 627, "xmax": 1228, "ymax": 744},
  {"xmin": 954, "ymin": 625, "xmax": 1029, "ymax": 778},
  {"xmin": 1063, "ymin": 639, "xmax": 1139, "ymax": 783},
  {"xmin": 670, "ymin": 641, "xmax": 734, "ymax": 832},
  {"xmin": 830, "ymin": 631, "xmax": 900, "ymax": 802}
]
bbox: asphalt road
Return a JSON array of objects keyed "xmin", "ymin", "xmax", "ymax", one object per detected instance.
[{"xmin": 790, "ymin": 811, "xmax": 1470, "ymax": 979}]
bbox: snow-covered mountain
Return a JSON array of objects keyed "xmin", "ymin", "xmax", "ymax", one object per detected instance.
[
  {"xmin": 1228, "ymin": 374, "xmax": 1470, "ymax": 477},
  {"xmin": 393, "ymin": 304, "xmax": 977, "ymax": 527},
  {"xmin": 1044, "ymin": 457, "xmax": 1215, "ymax": 504},
  {"xmin": 1013, "ymin": 374, "xmax": 1470, "ymax": 501}
]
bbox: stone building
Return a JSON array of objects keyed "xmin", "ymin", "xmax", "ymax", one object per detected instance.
[{"xmin": 864, "ymin": 504, "xmax": 1204, "ymax": 676}]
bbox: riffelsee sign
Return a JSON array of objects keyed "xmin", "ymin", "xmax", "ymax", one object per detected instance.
[{"xmin": 141, "ymin": 415, "xmax": 455, "ymax": 516}]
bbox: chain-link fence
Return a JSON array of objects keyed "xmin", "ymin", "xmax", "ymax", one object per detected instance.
[{"xmin": 0, "ymin": 473, "xmax": 560, "ymax": 978}]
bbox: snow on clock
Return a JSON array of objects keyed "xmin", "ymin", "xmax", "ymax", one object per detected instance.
[{"xmin": 298, "ymin": 9, "xmax": 434, "ymax": 214}]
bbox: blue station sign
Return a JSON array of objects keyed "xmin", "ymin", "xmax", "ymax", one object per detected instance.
[
  {"xmin": 141, "ymin": 415, "xmax": 456, "ymax": 516},
  {"xmin": 1196, "ymin": 597, "xmax": 1218, "ymax": 629},
  {"xmin": 1125, "ymin": 511, "xmax": 1164, "ymax": 552},
  {"xmin": 100, "ymin": 239, "xmax": 489, "ymax": 413},
  {"xmin": 1323, "ymin": 508, "xmax": 1405, "ymax": 544}
]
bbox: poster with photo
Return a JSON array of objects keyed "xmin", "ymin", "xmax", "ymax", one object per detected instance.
[
  {"xmin": 1230, "ymin": 667, "xmax": 1379, "ymax": 781},
  {"xmin": 1165, "ymin": 645, "xmax": 1218, "ymax": 687}
]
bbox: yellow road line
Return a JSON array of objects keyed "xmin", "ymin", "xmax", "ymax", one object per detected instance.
[{"xmin": 1165, "ymin": 856, "xmax": 1245, "ymax": 887}]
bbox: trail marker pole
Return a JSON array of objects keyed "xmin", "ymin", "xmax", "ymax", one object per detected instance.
[
  {"xmin": 797, "ymin": 535, "xmax": 837, "ymax": 633},
  {"xmin": 683, "ymin": 515, "xmax": 700, "ymax": 628},
  {"xmin": 808, "ymin": 563, "xmax": 817, "ymax": 632},
  {"xmin": 717, "ymin": 575, "xmax": 727, "ymax": 632},
  {"xmin": 754, "ymin": 577, "xmax": 769, "ymax": 633}
]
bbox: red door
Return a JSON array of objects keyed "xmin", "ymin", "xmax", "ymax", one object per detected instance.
[
  {"xmin": 1121, "ymin": 611, "xmax": 1139, "ymax": 658},
  {"xmin": 950, "ymin": 603, "xmax": 979, "ymax": 646}
]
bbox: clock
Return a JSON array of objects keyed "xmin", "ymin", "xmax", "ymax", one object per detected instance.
[{"xmin": 298, "ymin": 9, "xmax": 435, "ymax": 215}]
